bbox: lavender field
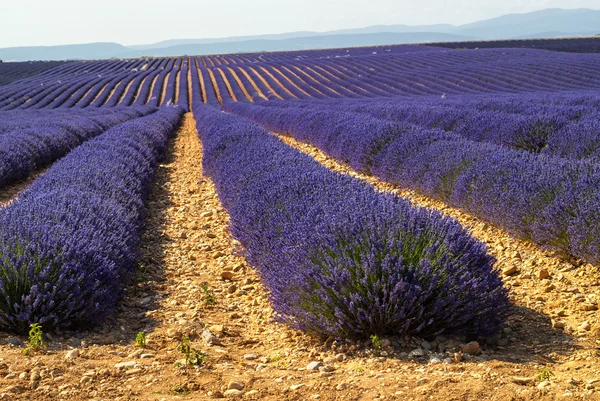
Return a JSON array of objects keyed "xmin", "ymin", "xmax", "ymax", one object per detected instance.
[{"xmin": 1, "ymin": 43, "xmax": 599, "ymax": 337}]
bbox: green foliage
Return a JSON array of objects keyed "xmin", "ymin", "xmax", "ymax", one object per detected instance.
[
  {"xmin": 135, "ymin": 331, "xmax": 146, "ymax": 348},
  {"xmin": 370, "ymin": 334, "xmax": 382, "ymax": 350},
  {"xmin": 24, "ymin": 323, "xmax": 47, "ymax": 355},
  {"xmin": 537, "ymin": 368, "xmax": 555, "ymax": 382},
  {"xmin": 200, "ymin": 284, "xmax": 216, "ymax": 305},
  {"xmin": 176, "ymin": 336, "xmax": 207, "ymax": 367}
]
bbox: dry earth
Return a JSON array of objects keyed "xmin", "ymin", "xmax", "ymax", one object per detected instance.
[{"xmin": 0, "ymin": 113, "xmax": 599, "ymax": 400}]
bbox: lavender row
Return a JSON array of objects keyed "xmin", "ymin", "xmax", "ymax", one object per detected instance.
[
  {"xmin": 0, "ymin": 106, "xmax": 157, "ymax": 189},
  {"xmin": 194, "ymin": 103, "xmax": 509, "ymax": 339},
  {"xmin": 0, "ymin": 106, "xmax": 184, "ymax": 333},
  {"xmin": 227, "ymin": 102, "xmax": 600, "ymax": 266}
]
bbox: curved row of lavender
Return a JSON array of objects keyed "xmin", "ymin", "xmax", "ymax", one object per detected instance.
[
  {"xmin": 2, "ymin": 47, "xmax": 600, "ymax": 111},
  {"xmin": 0, "ymin": 61, "xmax": 68, "ymax": 86},
  {"xmin": 253, "ymin": 92, "xmax": 600, "ymax": 161},
  {"xmin": 0, "ymin": 107, "xmax": 184, "ymax": 333},
  {"xmin": 193, "ymin": 102, "xmax": 510, "ymax": 338},
  {"xmin": 0, "ymin": 106, "xmax": 157, "ymax": 189},
  {"xmin": 226, "ymin": 99, "xmax": 600, "ymax": 266}
]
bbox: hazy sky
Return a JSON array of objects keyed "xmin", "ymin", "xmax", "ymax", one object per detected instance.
[{"xmin": 0, "ymin": 0, "xmax": 597, "ymax": 47}]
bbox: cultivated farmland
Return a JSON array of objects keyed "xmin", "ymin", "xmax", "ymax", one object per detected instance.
[{"xmin": 0, "ymin": 43, "xmax": 599, "ymax": 400}]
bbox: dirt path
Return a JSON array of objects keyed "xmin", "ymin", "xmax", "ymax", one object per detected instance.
[
  {"xmin": 0, "ymin": 169, "xmax": 47, "ymax": 207},
  {"xmin": 1, "ymin": 115, "xmax": 599, "ymax": 401}
]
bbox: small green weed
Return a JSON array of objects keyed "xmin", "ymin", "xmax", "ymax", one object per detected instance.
[
  {"xmin": 168, "ymin": 384, "xmax": 190, "ymax": 396},
  {"xmin": 370, "ymin": 334, "xmax": 382, "ymax": 350},
  {"xmin": 24, "ymin": 323, "xmax": 47, "ymax": 355},
  {"xmin": 176, "ymin": 336, "xmax": 207, "ymax": 367},
  {"xmin": 135, "ymin": 331, "xmax": 146, "ymax": 347},
  {"xmin": 537, "ymin": 368, "xmax": 555, "ymax": 382},
  {"xmin": 200, "ymin": 284, "xmax": 216, "ymax": 305}
]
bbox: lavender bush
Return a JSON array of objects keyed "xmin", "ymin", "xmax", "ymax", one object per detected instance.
[
  {"xmin": 194, "ymin": 103, "xmax": 509, "ymax": 339},
  {"xmin": 0, "ymin": 107, "xmax": 184, "ymax": 333}
]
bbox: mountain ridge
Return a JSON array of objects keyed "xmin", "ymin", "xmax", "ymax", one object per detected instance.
[{"xmin": 1, "ymin": 8, "xmax": 598, "ymax": 61}]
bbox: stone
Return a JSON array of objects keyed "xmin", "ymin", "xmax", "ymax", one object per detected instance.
[
  {"xmin": 227, "ymin": 284, "xmax": 237, "ymax": 294},
  {"xmin": 408, "ymin": 348, "xmax": 425, "ymax": 357},
  {"xmin": 336, "ymin": 383, "xmax": 348, "ymax": 391},
  {"xmin": 125, "ymin": 368, "xmax": 143, "ymax": 375},
  {"xmin": 290, "ymin": 384, "xmax": 305, "ymax": 390},
  {"xmin": 429, "ymin": 356, "xmax": 442, "ymax": 364},
  {"xmin": 224, "ymin": 389, "xmax": 243, "ymax": 397},
  {"xmin": 7, "ymin": 337, "xmax": 23, "ymax": 346},
  {"xmin": 581, "ymin": 304, "xmax": 598, "ymax": 311},
  {"xmin": 243, "ymin": 354, "xmax": 257, "ymax": 360},
  {"xmin": 538, "ymin": 380, "xmax": 551, "ymax": 390},
  {"xmin": 579, "ymin": 321, "xmax": 591, "ymax": 331},
  {"xmin": 421, "ymin": 341, "xmax": 432, "ymax": 350},
  {"xmin": 140, "ymin": 353, "xmax": 155, "ymax": 359},
  {"xmin": 537, "ymin": 269, "xmax": 550, "ymax": 280},
  {"xmin": 306, "ymin": 361, "xmax": 321, "ymax": 371},
  {"xmin": 202, "ymin": 330, "xmax": 219, "ymax": 345},
  {"xmin": 461, "ymin": 341, "xmax": 480, "ymax": 355},
  {"xmin": 221, "ymin": 271, "xmax": 234, "ymax": 280},
  {"xmin": 552, "ymin": 320, "xmax": 565, "ymax": 329},
  {"xmin": 502, "ymin": 265, "xmax": 518, "ymax": 276},
  {"xmin": 65, "ymin": 349, "xmax": 80, "ymax": 359},
  {"xmin": 128, "ymin": 349, "xmax": 144, "ymax": 358},
  {"xmin": 323, "ymin": 357, "xmax": 337, "ymax": 365},
  {"xmin": 167, "ymin": 328, "xmax": 181, "ymax": 338},
  {"xmin": 227, "ymin": 381, "xmax": 245, "ymax": 391},
  {"xmin": 335, "ymin": 353, "xmax": 346, "ymax": 362},
  {"xmin": 114, "ymin": 361, "xmax": 137, "ymax": 369},
  {"xmin": 208, "ymin": 325, "xmax": 225, "ymax": 335},
  {"xmin": 512, "ymin": 377, "xmax": 532, "ymax": 385}
]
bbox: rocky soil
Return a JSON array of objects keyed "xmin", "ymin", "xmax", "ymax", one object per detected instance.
[{"xmin": 0, "ymin": 113, "xmax": 598, "ymax": 400}]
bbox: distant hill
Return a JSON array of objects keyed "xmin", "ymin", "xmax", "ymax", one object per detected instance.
[
  {"xmin": 0, "ymin": 43, "xmax": 129, "ymax": 61},
  {"xmin": 125, "ymin": 32, "xmax": 477, "ymax": 58},
  {"xmin": 0, "ymin": 8, "xmax": 598, "ymax": 61}
]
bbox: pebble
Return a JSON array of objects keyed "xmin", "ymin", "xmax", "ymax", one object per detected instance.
[
  {"xmin": 408, "ymin": 348, "xmax": 425, "ymax": 357},
  {"xmin": 114, "ymin": 361, "xmax": 137, "ymax": 369},
  {"xmin": 538, "ymin": 380, "xmax": 551, "ymax": 390},
  {"xmin": 290, "ymin": 384, "xmax": 305, "ymax": 390},
  {"xmin": 581, "ymin": 304, "xmax": 598, "ymax": 311},
  {"xmin": 306, "ymin": 361, "xmax": 322, "ymax": 371},
  {"xmin": 579, "ymin": 321, "xmax": 591, "ymax": 331},
  {"xmin": 243, "ymin": 354, "xmax": 257, "ymax": 360},
  {"xmin": 7, "ymin": 337, "xmax": 23, "ymax": 346},
  {"xmin": 224, "ymin": 389, "xmax": 243, "ymax": 397},
  {"xmin": 538, "ymin": 269, "xmax": 550, "ymax": 280},
  {"xmin": 140, "ymin": 353, "xmax": 155, "ymax": 359},
  {"xmin": 461, "ymin": 341, "xmax": 480, "ymax": 355},
  {"xmin": 202, "ymin": 330, "xmax": 219, "ymax": 345},
  {"xmin": 336, "ymin": 353, "xmax": 347, "ymax": 362},
  {"xmin": 228, "ymin": 381, "xmax": 245, "ymax": 391},
  {"xmin": 221, "ymin": 271, "xmax": 234, "ymax": 280},
  {"xmin": 125, "ymin": 368, "xmax": 143, "ymax": 376},
  {"xmin": 128, "ymin": 349, "xmax": 144, "ymax": 358},
  {"xmin": 167, "ymin": 328, "xmax": 181, "ymax": 338},
  {"xmin": 512, "ymin": 377, "xmax": 532, "ymax": 385},
  {"xmin": 502, "ymin": 265, "xmax": 518, "ymax": 276},
  {"xmin": 65, "ymin": 349, "xmax": 80, "ymax": 359},
  {"xmin": 208, "ymin": 324, "xmax": 225, "ymax": 335},
  {"xmin": 336, "ymin": 383, "xmax": 348, "ymax": 391},
  {"xmin": 428, "ymin": 356, "xmax": 442, "ymax": 364},
  {"xmin": 552, "ymin": 320, "xmax": 565, "ymax": 329},
  {"xmin": 227, "ymin": 284, "xmax": 238, "ymax": 294}
]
